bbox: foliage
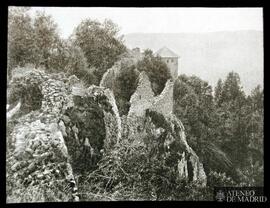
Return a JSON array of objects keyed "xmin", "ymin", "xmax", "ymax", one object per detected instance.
[
  {"xmin": 32, "ymin": 11, "xmax": 60, "ymax": 70},
  {"xmin": 47, "ymin": 39, "xmax": 98, "ymax": 85},
  {"xmin": 77, "ymin": 133, "xmax": 207, "ymax": 201},
  {"xmin": 7, "ymin": 8, "xmax": 96, "ymax": 86},
  {"xmin": 99, "ymin": 55, "xmax": 141, "ymax": 115},
  {"xmin": 114, "ymin": 66, "xmax": 139, "ymax": 115},
  {"xmin": 214, "ymin": 78, "xmax": 223, "ymax": 106},
  {"xmin": 101, "ymin": 59, "xmax": 140, "ymax": 115},
  {"xmin": 136, "ymin": 49, "xmax": 171, "ymax": 95},
  {"xmin": 236, "ymin": 161, "xmax": 264, "ymax": 186},
  {"xmin": 214, "ymin": 73, "xmax": 259, "ymax": 171},
  {"xmin": 74, "ymin": 110, "xmax": 211, "ymax": 201},
  {"xmin": 218, "ymin": 72, "xmax": 246, "ymax": 106},
  {"xmin": 72, "ymin": 19, "xmax": 127, "ymax": 83},
  {"xmin": 173, "ymin": 72, "xmax": 264, "ymax": 187},
  {"xmin": 8, "ymin": 9, "xmax": 62, "ymax": 76},
  {"xmin": 7, "ymin": 67, "xmax": 44, "ymax": 115},
  {"xmin": 173, "ymin": 75, "xmax": 231, "ymax": 174},
  {"xmin": 8, "ymin": 8, "xmax": 35, "ymax": 77}
]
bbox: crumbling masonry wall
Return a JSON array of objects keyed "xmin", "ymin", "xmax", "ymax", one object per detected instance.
[
  {"xmin": 126, "ymin": 72, "xmax": 207, "ymax": 186},
  {"xmin": 6, "ymin": 68, "xmax": 121, "ymax": 202}
]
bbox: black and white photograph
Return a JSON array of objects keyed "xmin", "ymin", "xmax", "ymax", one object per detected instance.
[{"xmin": 6, "ymin": 7, "xmax": 264, "ymax": 202}]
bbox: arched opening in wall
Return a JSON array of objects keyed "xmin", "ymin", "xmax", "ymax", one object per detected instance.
[
  {"xmin": 7, "ymin": 83, "xmax": 43, "ymax": 154},
  {"xmin": 7, "ymin": 82, "xmax": 43, "ymax": 116},
  {"xmin": 62, "ymin": 95, "xmax": 106, "ymax": 173}
]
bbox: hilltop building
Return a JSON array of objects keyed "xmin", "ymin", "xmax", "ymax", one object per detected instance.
[{"xmin": 155, "ymin": 47, "xmax": 179, "ymax": 79}]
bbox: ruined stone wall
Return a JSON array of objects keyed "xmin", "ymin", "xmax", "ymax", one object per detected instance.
[
  {"xmin": 126, "ymin": 71, "xmax": 207, "ymax": 186},
  {"xmin": 151, "ymin": 80, "xmax": 174, "ymax": 116},
  {"xmin": 128, "ymin": 71, "xmax": 155, "ymax": 118},
  {"xmin": 100, "ymin": 62, "xmax": 121, "ymax": 88},
  {"xmin": 128, "ymin": 72, "xmax": 174, "ymax": 118},
  {"xmin": 7, "ymin": 69, "xmax": 78, "ymax": 202},
  {"xmin": 6, "ymin": 67, "xmax": 122, "ymax": 202}
]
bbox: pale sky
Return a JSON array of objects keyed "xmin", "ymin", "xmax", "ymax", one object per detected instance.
[{"xmin": 27, "ymin": 7, "xmax": 263, "ymax": 38}]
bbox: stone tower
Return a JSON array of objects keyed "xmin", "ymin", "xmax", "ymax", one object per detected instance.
[{"xmin": 155, "ymin": 46, "xmax": 179, "ymax": 79}]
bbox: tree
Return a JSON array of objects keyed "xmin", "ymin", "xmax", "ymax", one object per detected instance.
[
  {"xmin": 32, "ymin": 11, "xmax": 60, "ymax": 70},
  {"xmin": 235, "ymin": 85, "xmax": 264, "ymax": 186},
  {"xmin": 214, "ymin": 79, "xmax": 223, "ymax": 106},
  {"xmin": 246, "ymin": 85, "xmax": 264, "ymax": 162},
  {"xmin": 250, "ymin": 85, "xmax": 264, "ymax": 113},
  {"xmin": 114, "ymin": 63, "xmax": 139, "ymax": 115},
  {"xmin": 72, "ymin": 18, "xmax": 126, "ymax": 83},
  {"xmin": 173, "ymin": 75, "xmax": 231, "ymax": 175},
  {"xmin": 8, "ymin": 8, "xmax": 63, "ymax": 76},
  {"xmin": 100, "ymin": 58, "xmax": 139, "ymax": 115},
  {"xmin": 8, "ymin": 7, "xmax": 35, "ymax": 77},
  {"xmin": 213, "ymin": 72, "xmax": 257, "ymax": 181},
  {"xmin": 136, "ymin": 49, "xmax": 171, "ymax": 95},
  {"xmin": 219, "ymin": 72, "xmax": 245, "ymax": 107}
]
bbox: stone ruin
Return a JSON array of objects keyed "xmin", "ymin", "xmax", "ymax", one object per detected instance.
[
  {"xmin": 6, "ymin": 68, "xmax": 121, "ymax": 202},
  {"xmin": 6, "ymin": 67, "xmax": 206, "ymax": 202},
  {"xmin": 125, "ymin": 71, "xmax": 207, "ymax": 185}
]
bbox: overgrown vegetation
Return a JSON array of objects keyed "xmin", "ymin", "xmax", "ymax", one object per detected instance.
[{"xmin": 76, "ymin": 111, "xmax": 209, "ymax": 201}]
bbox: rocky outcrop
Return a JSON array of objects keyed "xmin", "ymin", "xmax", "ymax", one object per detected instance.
[
  {"xmin": 6, "ymin": 67, "xmax": 121, "ymax": 202},
  {"xmin": 126, "ymin": 72, "xmax": 207, "ymax": 186}
]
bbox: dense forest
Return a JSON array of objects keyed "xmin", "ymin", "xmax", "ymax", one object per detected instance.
[{"xmin": 7, "ymin": 8, "xmax": 264, "ymax": 201}]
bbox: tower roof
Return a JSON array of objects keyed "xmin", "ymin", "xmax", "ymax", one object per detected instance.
[{"xmin": 155, "ymin": 47, "xmax": 179, "ymax": 58}]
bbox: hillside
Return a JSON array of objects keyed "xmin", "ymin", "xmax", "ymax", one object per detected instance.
[{"xmin": 124, "ymin": 31, "xmax": 263, "ymax": 94}]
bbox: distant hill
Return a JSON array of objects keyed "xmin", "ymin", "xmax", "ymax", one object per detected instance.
[{"xmin": 123, "ymin": 31, "xmax": 263, "ymax": 94}]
